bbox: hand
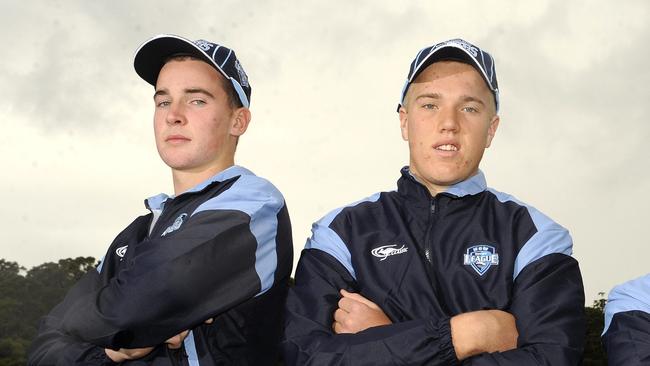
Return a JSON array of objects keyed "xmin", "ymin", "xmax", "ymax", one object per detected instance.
[
  {"xmin": 450, "ymin": 309, "xmax": 518, "ymax": 360},
  {"xmin": 332, "ymin": 289, "xmax": 392, "ymax": 334},
  {"xmin": 166, "ymin": 318, "xmax": 214, "ymax": 349},
  {"xmin": 165, "ymin": 330, "xmax": 190, "ymax": 349},
  {"xmin": 105, "ymin": 347, "xmax": 155, "ymax": 362}
]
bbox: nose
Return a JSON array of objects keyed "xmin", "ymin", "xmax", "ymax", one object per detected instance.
[
  {"xmin": 437, "ymin": 107, "xmax": 459, "ymax": 133},
  {"xmin": 166, "ymin": 101, "xmax": 187, "ymax": 125}
]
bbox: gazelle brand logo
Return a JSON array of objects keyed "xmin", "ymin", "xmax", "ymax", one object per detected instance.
[
  {"xmin": 371, "ymin": 244, "xmax": 408, "ymax": 261},
  {"xmin": 115, "ymin": 245, "xmax": 128, "ymax": 258},
  {"xmin": 161, "ymin": 213, "xmax": 188, "ymax": 237},
  {"xmin": 463, "ymin": 245, "xmax": 499, "ymax": 276}
]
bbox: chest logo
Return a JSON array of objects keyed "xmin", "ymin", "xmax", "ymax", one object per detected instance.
[
  {"xmin": 463, "ymin": 245, "xmax": 499, "ymax": 276},
  {"xmin": 115, "ymin": 245, "xmax": 128, "ymax": 258},
  {"xmin": 161, "ymin": 213, "xmax": 188, "ymax": 237},
  {"xmin": 371, "ymin": 244, "xmax": 408, "ymax": 261}
]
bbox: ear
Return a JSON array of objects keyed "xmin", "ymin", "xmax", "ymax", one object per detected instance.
[
  {"xmin": 399, "ymin": 106, "xmax": 409, "ymax": 141},
  {"xmin": 230, "ymin": 107, "xmax": 251, "ymax": 137},
  {"xmin": 485, "ymin": 114, "xmax": 500, "ymax": 148}
]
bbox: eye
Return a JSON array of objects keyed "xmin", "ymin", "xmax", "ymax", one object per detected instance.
[
  {"xmin": 190, "ymin": 99, "xmax": 206, "ymax": 106},
  {"xmin": 462, "ymin": 106, "xmax": 479, "ymax": 113},
  {"xmin": 156, "ymin": 100, "xmax": 171, "ymax": 108},
  {"xmin": 422, "ymin": 103, "xmax": 437, "ymax": 110}
]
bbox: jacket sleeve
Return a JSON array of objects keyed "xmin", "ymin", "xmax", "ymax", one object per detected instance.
[
  {"xmin": 284, "ymin": 206, "xmax": 585, "ymax": 365},
  {"xmin": 60, "ymin": 186, "xmax": 287, "ymax": 349},
  {"xmin": 602, "ymin": 274, "xmax": 650, "ymax": 365},
  {"xmin": 460, "ymin": 199, "xmax": 586, "ymax": 365},
  {"xmin": 463, "ymin": 253, "xmax": 585, "ymax": 365},
  {"xmin": 27, "ymin": 270, "xmax": 115, "ymax": 366},
  {"xmin": 282, "ymin": 248, "xmax": 458, "ymax": 366}
]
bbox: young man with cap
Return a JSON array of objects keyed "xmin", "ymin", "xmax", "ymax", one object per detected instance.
[
  {"xmin": 602, "ymin": 273, "xmax": 650, "ymax": 364},
  {"xmin": 28, "ymin": 34, "xmax": 293, "ymax": 365},
  {"xmin": 283, "ymin": 39, "xmax": 585, "ymax": 364}
]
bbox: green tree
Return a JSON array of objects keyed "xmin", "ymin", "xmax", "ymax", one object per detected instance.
[
  {"xmin": 0, "ymin": 257, "xmax": 95, "ymax": 366},
  {"xmin": 583, "ymin": 292, "xmax": 607, "ymax": 365}
]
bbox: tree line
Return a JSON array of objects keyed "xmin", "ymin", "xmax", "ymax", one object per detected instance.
[{"xmin": 0, "ymin": 257, "xmax": 607, "ymax": 365}]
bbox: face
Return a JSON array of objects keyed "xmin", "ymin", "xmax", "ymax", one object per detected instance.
[
  {"xmin": 399, "ymin": 61, "xmax": 499, "ymax": 195},
  {"xmin": 153, "ymin": 59, "xmax": 248, "ymax": 175}
]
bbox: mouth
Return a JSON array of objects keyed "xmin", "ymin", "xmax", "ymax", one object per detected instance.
[
  {"xmin": 166, "ymin": 135, "xmax": 191, "ymax": 144},
  {"xmin": 434, "ymin": 143, "xmax": 459, "ymax": 152}
]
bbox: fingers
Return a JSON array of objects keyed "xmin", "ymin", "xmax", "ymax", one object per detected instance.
[
  {"xmin": 166, "ymin": 330, "xmax": 190, "ymax": 349},
  {"xmin": 204, "ymin": 317, "xmax": 214, "ymax": 324},
  {"xmin": 332, "ymin": 309, "xmax": 353, "ymax": 334},
  {"xmin": 333, "ymin": 290, "xmax": 392, "ymax": 334},
  {"xmin": 338, "ymin": 290, "xmax": 373, "ymax": 313},
  {"xmin": 332, "ymin": 320, "xmax": 344, "ymax": 334},
  {"xmin": 340, "ymin": 289, "xmax": 379, "ymax": 309},
  {"xmin": 105, "ymin": 347, "xmax": 155, "ymax": 362}
]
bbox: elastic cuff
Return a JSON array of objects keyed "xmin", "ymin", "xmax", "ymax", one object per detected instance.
[
  {"xmin": 430, "ymin": 316, "xmax": 459, "ymax": 365},
  {"xmin": 85, "ymin": 347, "xmax": 118, "ymax": 365}
]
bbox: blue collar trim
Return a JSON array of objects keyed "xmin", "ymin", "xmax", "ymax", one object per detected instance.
[{"xmin": 145, "ymin": 165, "xmax": 254, "ymax": 211}]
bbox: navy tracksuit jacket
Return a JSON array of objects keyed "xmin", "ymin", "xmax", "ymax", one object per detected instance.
[
  {"xmin": 603, "ymin": 274, "xmax": 650, "ymax": 365},
  {"xmin": 283, "ymin": 167, "xmax": 585, "ymax": 365},
  {"xmin": 28, "ymin": 166, "xmax": 293, "ymax": 366}
]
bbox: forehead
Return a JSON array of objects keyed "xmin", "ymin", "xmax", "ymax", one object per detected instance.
[
  {"xmin": 156, "ymin": 59, "xmax": 226, "ymax": 89},
  {"xmin": 406, "ymin": 60, "xmax": 493, "ymax": 103},
  {"xmin": 413, "ymin": 60, "xmax": 485, "ymax": 86}
]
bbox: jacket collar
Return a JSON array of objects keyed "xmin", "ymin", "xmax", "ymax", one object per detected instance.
[
  {"xmin": 398, "ymin": 166, "xmax": 487, "ymax": 200},
  {"xmin": 145, "ymin": 165, "xmax": 254, "ymax": 211}
]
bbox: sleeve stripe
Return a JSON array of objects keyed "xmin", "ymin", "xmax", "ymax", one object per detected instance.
[
  {"xmin": 604, "ymin": 274, "xmax": 650, "ymax": 334},
  {"xmin": 183, "ymin": 330, "xmax": 200, "ymax": 366},
  {"xmin": 305, "ymin": 192, "xmax": 382, "ymax": 280},
  {"xmin": 487, "ymin": 189, "xmax": 573, "ymax": 280},
  {"xmin": 96, "ymin": 255, "xmax": 105, "ymax": 273},
  {"xmin": 192, "ymin": 174, "xmax": 284, "ymax": 296}
]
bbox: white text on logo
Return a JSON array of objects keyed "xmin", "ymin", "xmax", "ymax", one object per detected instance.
[{"xmin": 371, "ymin": 244, "xmax": 408, "ymax": 261}]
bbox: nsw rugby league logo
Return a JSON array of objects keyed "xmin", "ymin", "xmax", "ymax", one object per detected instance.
[{"xmin": 463, "ymin": 245, "xmax": 499, "ymax": 276}]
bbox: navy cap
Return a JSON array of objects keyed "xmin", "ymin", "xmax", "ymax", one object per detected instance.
[
  {"xmin": 134, "ymin": 34, "xmax": 251, "ymax": 108},
  {"xmin": 398, "ymin": 38, "xmax": 499, "ymax": 112}
]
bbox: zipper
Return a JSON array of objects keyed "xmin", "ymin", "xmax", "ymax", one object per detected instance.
[{"xmin": 423, "ymin": 198, "xmax": 436, "ymax": 265}]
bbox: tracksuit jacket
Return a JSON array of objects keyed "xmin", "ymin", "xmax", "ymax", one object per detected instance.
[
  {"xmin": 28, "ymin": 166, "xmax": 293, "ymax": 366},
  {"xmin": 603, "ymin": 274, "xmax": 650, "ymax": 365},
  {"xmin": 283, "ymin": 167, "xmax": 585, "ymax": 365}
]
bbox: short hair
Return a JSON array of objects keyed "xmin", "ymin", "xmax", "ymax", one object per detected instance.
[{"xmin": 161, "ymin": 54, "xmax": 243, "ymax": 110}]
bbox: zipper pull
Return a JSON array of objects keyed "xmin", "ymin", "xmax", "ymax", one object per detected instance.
[
  {"xmin": 424, "ymin": 248, "xmax": 432, "ymax": 263},
  {"xmin": 430, "ymin": 200, "xmax": 436, "ymax": 214}
]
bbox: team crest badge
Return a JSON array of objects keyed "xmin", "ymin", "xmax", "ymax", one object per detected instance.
[
  {"xmin": 463, "ymin": 245, "xmax": 499, "ymax": 276},
  {"xmin": 161, "ymin": 213, "xmax": 188, "ymax": 237}
]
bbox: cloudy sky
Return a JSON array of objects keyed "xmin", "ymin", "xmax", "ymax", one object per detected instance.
[{"xmin": 1, "ymin": 0, "xmax": 648, "ymax": 303}]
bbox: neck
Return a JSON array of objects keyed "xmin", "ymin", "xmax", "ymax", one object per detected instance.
[{"xmin": 172, "ymin": 159, "xmax": 235, "ymax": 195}]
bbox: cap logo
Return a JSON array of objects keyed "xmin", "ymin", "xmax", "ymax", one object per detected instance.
[
  {"xmin": 436, "ymin": 39, "xmax": 478, "ymax": 58},
  {"xmin": 194, "ymin": 39, "xmax": 212, "ymax": 52},
  {"xmin": 235, "ymin": 60, "xmax": 249, "ymax": 88}
]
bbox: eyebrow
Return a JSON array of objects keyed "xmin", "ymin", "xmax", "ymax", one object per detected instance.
[
  {"xmin": 460, "ymin": 95, "xmax": 486, "ymax": 106},
  {"xmin": 415, "ymin": 93, "xmax": 486, "ymax": 106},
  {"xmin": 153, "ymin": 88, "xmax": 215, "ymax": 99},
  {"xmin": 415, "ymin": 93, "xmax": 442, "ymax": 101}
]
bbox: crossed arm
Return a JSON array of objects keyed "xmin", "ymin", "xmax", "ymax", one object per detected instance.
[
  {"xmin": 282, "ymin": 249, "xmax": 586, "ymax": 365},
  {"xmin": 29, "ymin": 208, "xmax": 276, "ymax": 365},
  {"xmin": 333, "ymin": 289, "xmax": 518, "ymax": 360}
]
